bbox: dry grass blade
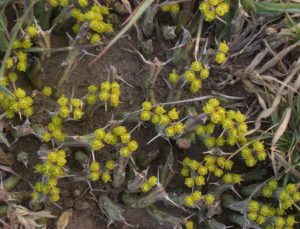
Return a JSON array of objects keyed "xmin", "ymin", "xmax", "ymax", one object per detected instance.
[
  {"xmin": 258, "ymin": 40, "xmax": 300, "ymax": 74},
  {"xmin": 246, "ymin": 58, "xmax": 300, "ymax": 135},
  {"xmin": 271, "ymin": 108, "xmax": 291, "ymax": 147},
  {"xmin": 56, "ymin": 209, "xmax": 73, "ymax": 229},
  {"xmin": 89, "ymin": 0, "xmax": 155, "ymax": 65},
  {"xmin": 274, "ymin": 152, "xmax": 300, "ymax": 179},
  {"xmin": 9, "ymin": 204, "xmax": 56, "ymax": 229}
]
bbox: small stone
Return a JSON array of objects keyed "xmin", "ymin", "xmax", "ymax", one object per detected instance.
[
  {"xmin": 74, "ymin": 199, "xmax": 90, "ymax": 211},
  {"xmin": 73, "ymin": 189, "xmax": 81, "ymax": 197}
]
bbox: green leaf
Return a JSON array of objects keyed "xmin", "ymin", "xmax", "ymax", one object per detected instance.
[
  {"xmin": 0, "ymin": 12, "xmax": 8, "ymax": 52},
  {"xmin": 0, "ymin": 0, "xmax": 14, "ymax": 6},
  {"xmin": 240, "ymin": 0, "xmax": 257, "ymax": 12},
  {"xmin": 0, "ymin": 84, "xmax": 14, "ymax": 97},
  {"xmin": 0, "ymin": 131, "xmax": 10, "ymax": 148},
  {"xmin": 256, "ymin": 3, "xmax": 300, "ymax": 14}
]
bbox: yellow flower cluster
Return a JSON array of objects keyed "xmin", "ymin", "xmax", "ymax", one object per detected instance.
[
  {"xmin": 91, "ymin": 126, "xmax": 139, "ymax": 157},
  {"xmin": 197, "ymin": 98, "xmax": 247, "ymax": 146},
  {"xmin": 182, "ymin": 156, "xmax": 241, "ymax": 185},
  {"xmin": 241, "ymin": 141, "xmax": 267, "ymax": 167},
  {"xmin": 184, "ymin": 61, "xmax": 210, "ymax": 93},
  {"xmin": 140, "ymin": 176, "xmax": 157, "ymax": 192},
  {"xmin": 0, "ymin": 88, "xmax": 33, "ymax": 119},
  {"xmin": 99, "ymin": 81, "xmax": 120, "ymax": 107},
  {"xmin": 184, "ymin": 190, "xmax": 216, "ymax": 208},
  {"xmin": 86, "ymin": 81, "xmax": 121, "ymax": 108},
  {"xmin": 262, "ymin": 181, "xmax": 300, "ymax": 211},
  {"xmin": 48, "ymin": 0, "xmax": 70, "ymax": 7},
  {"xmin": 195, "ymin": 98, "xmax": 268, "ymax": 167},
  {"xmin": 5, "ymin": 24, "xmax": 38, "ymax": 76},
  {"xmin": 181, "ymin": 156, "xmax": 239, "ymax": 208},
  {"xmin": 57, "ymin": 95, "xmax": 84, "ymax": 120},
  {"xmin": 160, "ymin": 3, "xmax": 180, "ymax": 14},
  {"xmin": 140, "ymin": 102, "xmax": 185, "ymax": 138},
  {"xmin": 247, "ymin": 200, "xmax": 296, "ymax": 228},
  {"xmin": 89, "ymin": 160, "xmax": 115, "ymax": 183},
  {"xmin": 215, "ymin": 41, "xmax": 229, "ymax": 64},
  {"xmin": 32, "ymin": 149, "xmax": 66, "ymax": 202},
  {"xmin": 199, "ymin": 0, "xmax": 229, "ymax": 22},
  {"xmin": 70, "ymin": 2, "xmax": 113, "ymax": 44},
  {"xmin": 168, "ymin": 61, "xmax": 210, "ymax": 93},
  {"xmin": 44, "ymin": 115, "xmax": 65, "ymax": 142}
]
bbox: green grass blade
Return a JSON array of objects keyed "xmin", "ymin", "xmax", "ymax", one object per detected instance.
[{"xmin": 256, "ymin": 3, "xmax": 300, "ymax": 14}]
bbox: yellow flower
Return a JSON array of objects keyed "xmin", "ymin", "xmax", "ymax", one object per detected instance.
[
  {"xmin": 26, "ymin": 25, "xmax": 38, "ymax": 37},
  {"xmin": 142, "ymin": 101, "xmax": 152, "ymax": 110},
  {"xmin": 127, "ymin": 140, "xmax": 138, "ymax": 151},
  {"xmin": 140, "ymin": 183, "xmax": 151, "ymax": 192},
  {"xmin": 216, "ymin": 3, "xmax": 229, "ymax": 17},
  {"xmin": 102, "ymin": 171, "xmax": 112, "ymax": 183},
  {"xmin": 215, "ymin": 52, "xmax": 227, "ymax": 64},
  {"xmin": 184, "ymin": 195, "xmax": 194, "ymax": 207},
  {"xmin": 185, "ymin": 220, "xmax": 194, "ymax": 229},
  {"xmin": 22, "ymin": 38, "xmax": 32, "ymax": 49},
  {"xmin": 105, "ymin": 161, "xmax": 115, "ymax": 170},
  {"xmin": 168, "ymin": 70, "xmax": 179, "ymax": 84},
  {"xmin": 200, "ymin": 67, "xmax": 209, "ymax": 79},
  {"xmin": 170, "ymin": 4, "xmax": 180, "ymax": 14},
  {"xmin": 48, "ymin": 0, "xmax": 59, "ymax": 7},
  {"xmin": 94, "ymin": 128, "xmax": 105, "ymax": 140},
  {"xmin": 140, "ymin": 110, "xmax": 151, "ymax": 121},
  {"xmin": 59, "ymin": 106, "xmax": 70, "ymax": 118},
  {"xmin": 101, "ymin": 81, "xmax": 111, "ymax": 91},
  {"xmin": 99, "ymin": 90, "xmax": 110, "ymax": 101},
  {"xmin": 90, "ymin": 34, "xmax": 101, "ymax": 45},
  {"xmin": 113, "ymin": 126, "xmax": 127, "ymax": 136},
  {"xmin": 155, "ymin": 105, "xmax": 166, "ymax": 115},
  {"xmin": 5, "ymin": 57, "xmax": 14, "ymax": 69},
  {"xmin": 205, "ymin": 194, "xmax": 215, "ymax": 205},
  {"xmin": 91, "ymin": 139, "xmax": 104, "ymax": 151},
  {"xmin": 184, "ymin": 70, "xmax": 196, "ymax": 82},
  {"xmin": 190, "ymin": 79, "xmax": 202, "ymax": 93},
  {"xmin": 14, "ymin": 88, "xmax": 26, "ymax": 98},
  {"xmin": 148, "ymin": 176, "xmax": 157, "ymax": 187},
  {"xmin": 90, "ymin": 171, "xmax": 100, "ymax": 181},
  {"xmin": 17, "ymin": 61, "xmax": 27, "ymax": 72},
  {"xmin": 192, "ymin": 190, "xmax": 202, "ymax": 201},
  {"xmin": 219, "ymin": 41, "xmax": 229, "ymax": 53},
  {"xmin": 71, "ymin": 98, "xmax": 81, "ymax": 107},
  {"xmin": 42, "ymin": 86, "xmax": 52, "ymax": 96},
  {"xmin": 90, "ymin": 161, "xmax": 100, "ymax": 172},
  {"xmin": 73, "ymin": 108, "xmax": 84, "ymax": 120},
  {"xmin": 191, "ymin": 61, "xmax": 203, "ymax": 72},
  {"xmin": 204, "ymin": 11, "xmax": 216, "ymax": 22},
  {"xmin": 168, "ymin": 108, "xmax": 179, "ymax": 120},
  {"xmin": 164, "ymin": 125, "xmax": 175, "ymax": 137},
  {"xmin": 160, "ymin": 5, "xmax": 171, "ymax": 12}
]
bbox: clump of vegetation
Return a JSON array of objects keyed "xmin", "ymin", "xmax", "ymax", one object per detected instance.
[{"xmin": 0, "ymin": 0, "xmax": 299, "ymax": 228}]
